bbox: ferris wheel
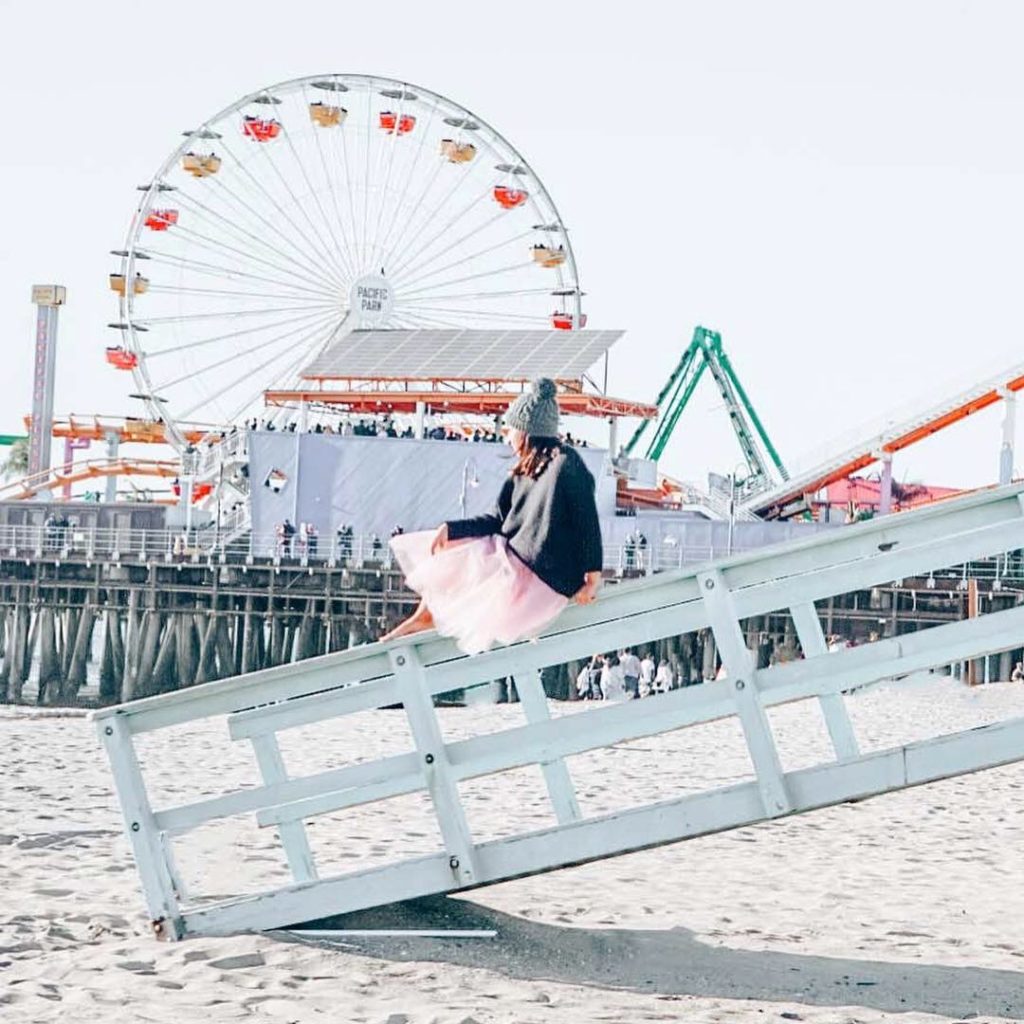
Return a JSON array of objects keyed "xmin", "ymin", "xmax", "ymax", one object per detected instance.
[{"xmin": 108, "ymin": 74, "xmax": 584, "ymax": 449}]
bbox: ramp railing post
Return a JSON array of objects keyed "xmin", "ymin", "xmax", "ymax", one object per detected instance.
[
  {"xmin": 513, "ymin": 670, "xmax": 581, "ymax": 824},
  {"xmin": 389, "ymin": 647, "xmax": 478, "ymax": 885},
  {"xmin": 790, "ymin": 602, "xmax": 860, "ymax": 760},
  {"xmin": 97, "ymin": 716, "xmax": 183, "ymax": 938},
  {"xmin": 250, "ymin": 734, "xmax": 318, "ymax": 883},
  {"xmin": 698, "ymin": 568, "xmax": 792, "ymax": 817}
]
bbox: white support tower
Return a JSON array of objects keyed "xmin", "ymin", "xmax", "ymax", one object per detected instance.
[
  {"xmin": 94, "ymin": 483, "xmax": 1024, "ymax": 940},
  {"xmin": 27, "ymin": 285, "xmax": 66, "ymax": 486}
]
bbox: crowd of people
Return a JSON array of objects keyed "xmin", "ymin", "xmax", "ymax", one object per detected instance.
[
  {"xmin": 622, "ymin": 530, "xmax": 649, "ymax": 571},
  {"xmin": 272, "ymin": 520, "xmax": 405, "ymax": 561},
  {"xmin": 244, "ymin": 416, "xmax": 589, "ymax": 446},
  {"xmin": 576, "ymin": 648, "xmax": 678, "ymax": 700}
]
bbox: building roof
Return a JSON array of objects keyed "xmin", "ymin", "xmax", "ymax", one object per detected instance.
[
  {"xmin": 263, "ymin": 388, "xmax": 657, "ymax": 420},
  {"xmin": 301, "ymin": 328, "xmax": 624, "ymax": 382}
]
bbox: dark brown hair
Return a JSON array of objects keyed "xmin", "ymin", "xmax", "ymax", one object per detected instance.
[{"xmin": 512, "ymin": 436, "xmax": 562, "ymax": 479}]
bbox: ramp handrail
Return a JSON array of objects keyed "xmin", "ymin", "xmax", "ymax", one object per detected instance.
[{"xmin": 93, "ymin": 482, "xmax": 1024, "ymax": 939}]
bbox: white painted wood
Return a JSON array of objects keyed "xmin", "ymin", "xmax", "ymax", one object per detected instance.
[
  {"xmin": 96, "ymin": 716, "xmax": 183, "ymax": 938},
  {"xmin": 257, "ymin": 771, "xmax": 424, "ymax": 828},
  {"xmin": 790, "ymin": 601, "xmax": 859, "ymax": 760},
  {"xmin": 698, "ymin": 568, "xmax": 791, "ymax": 816},
  {"xmin": 513, "ymin": 670, "xmax": 581, "ymax": 825},
  {"xmin": 390, "ymin": 647, "xmax": 479, "ymax": 885},
  {"xmin": 181, "ymin": 714, "xmax": 1024, "ymax": 937},
  {"xmin": 89, "ymin": 484, "xmax": 1024, "ymax": 940},
  {"xmin": 250, "ymin": 734, "xmax": 318, "ymax": 883},
  {"xmin": 157, "ymin": 605, "xmax": 1024, "ymax": 837},
  {"xmin": 90, "ymin": 483, "xmax": 1024, "ymax": 739},
  {"xmin": 229, "ymin": 676, "xmax": 402, "ymax": 739}
]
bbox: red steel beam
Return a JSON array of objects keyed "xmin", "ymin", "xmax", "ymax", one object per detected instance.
[{"xmin": 264, "ymin": 389, "xmax": 657, "ymax": 420}]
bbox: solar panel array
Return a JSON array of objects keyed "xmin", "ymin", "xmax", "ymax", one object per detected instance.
[{"xmin": 301, "ymin": 329, "xmax": 624, "ymax": 381}]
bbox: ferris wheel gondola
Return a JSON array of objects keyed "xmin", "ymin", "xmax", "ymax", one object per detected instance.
[{"xmin": 109, "ymin": 74, "xmax": 584, "ymax": 449}]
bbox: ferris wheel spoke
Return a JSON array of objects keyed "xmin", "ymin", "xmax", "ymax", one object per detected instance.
[
  {"xmin": 142, "ymin": 307, "xmax": 335, "ymax": 360},
  {"xmin": 401, "ymin": 285, "xmax": 556, "ymax": 303},
  {"xmin": 217, "ymin": 136, "xmax": 348, "ymax": 292},
  {"xmin": 302, "ymin": 84, "xmax": 361, "ymax": 280},
  {"xmin": 337, "ymin": 108, "xmax": 363, "ymax": 272},
  {"xmin": 154, "ymin": 309, "xmax": 337, "ymax": 395},
  {"xmin": 143, "ymin": 248, "xmax": 329, "ymax": 299},
  {"xmin": 383, "ymin": 158, "xmax": 486, "ymax": 276},
  {"xmin": 134, "ymin": 302, "xmax": 337, "ymax": 327},
  {"xmin": 388, "ymin": 192, "xmax": 492, "ymax": 283},
  {"xmin": 224, "ymin": 322, "xmax": 340, "ymax": 425},
  {"xmin": 277, "ymin": 123, "xmax": 357, "ymax": 281},
  {"xmin": 176, "ymin": 315, "xmax": 337, "ymax": 422},
  {"xmin": 372, "ymin": 98, "xmax": 441, "ymax": 270},
  {"xmin": 390, "ymin": 208, "xmax": 509, "ymax": 285},
  {"xmin": 359, "ymin": 85, "xmax": 375, "ymax": 270},
  {"xmin": 203, "ymin": 174, "xmax": 336, "ymax": 284},
  {"xmin": 147, "ymin": 283, "xmax": 333, "ymax": 303},
  {"xmin": 377, "ymin": 157, "xmax": 445, "ymax": 273},
  {"xmin": 173, "ymin": 187, "xmax": 330, "ymax": 286},
  {"xmin": 396, "ymin": 260, "xmax": 534, "ymax": 296},
  {"xmin": 381, "ymin": 122, "xmax": 499, "ymax": 272},
  {"xmin": 253, "ymin": 141, "xmax": 351, "ymax": 288},
  {"xmin": 399, "ymin": 304, "xmax": 550, "ymax": 322},
  {"xmin": 360, "ymin": 95, "xmax": 402, "ymax": 270},
  {"xmin": 393, "ymin": 223, "xmax": 532, "ymax": 292},
  {"xmin": 169, "ymin": 221, "xmax": 333, "ymax": 295}
]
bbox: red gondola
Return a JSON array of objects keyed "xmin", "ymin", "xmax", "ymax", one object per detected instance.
[
  {"xmin": 105, "ymin": 346, "xmax": 139, "ymax": 370},
  {"xmin": 551, "ymin": 312, "xmax": 587, "ymax": 331},
  {"xmin": 379, "ymin": 111, "xmax": 416, "ymax": 135},
  {"xmin": 242, "ymin": 116, "xmax": 281, "ymax": 142},
  {"xmin": 144, "ymin": 209, "xmax": 178, "ymax": 231},
  {"xmin": 493, "ymin": 185, "xmax": 528, "ymax": 209}
]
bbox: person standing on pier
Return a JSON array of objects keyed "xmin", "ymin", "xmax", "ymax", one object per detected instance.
[{"xmin": 383, "ymin": 378, "xmax": 603, "ymax": 654}]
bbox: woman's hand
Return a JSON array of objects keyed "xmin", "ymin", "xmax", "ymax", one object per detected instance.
[
  {"xmin": 430, "ymin": 523, "xmax": 449, "ymax": 555},
  {"xmin": 573, "ymin": 570, "xmax": 602, "ymax": 605}
]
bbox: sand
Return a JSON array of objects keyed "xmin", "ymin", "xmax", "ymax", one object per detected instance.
[{"xmin": 2, "ymin": 675, "xmax": 1024, "ymax": 1023}]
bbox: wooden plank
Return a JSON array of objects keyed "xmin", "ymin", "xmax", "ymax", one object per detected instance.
[
  {"xmin": 156, "ymin": 605, "xmax": 1024, "ymax": 836},
  {"xmin": 96, "ymin": 716, "xmax": 183, "ymax": 938},
  {"xmin": 250, "ymin": 735, "xmax": 318, "ymax": 883},
  {"xmin": 698, "ymin": 568, "xmax": 791, "ymax": 816},
  {"xmin": 790, "ymin": 601, "xmax": 859, "ymax": 760},
  {"xmin": 390, "ymin": 647, "xmax": 478, "ymax": 885},
  {"xmin": 181, "ymin": 715, "xmax": 1024, "ymax": 937},
  {"xmin": 513, "ymin": 670, "xmax": 581, "ymax": 825}
]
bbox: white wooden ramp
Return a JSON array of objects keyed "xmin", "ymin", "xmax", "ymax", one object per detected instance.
[{"xmin": 93, "ymin": 483, "xmax": 1024, "ymax": 940}]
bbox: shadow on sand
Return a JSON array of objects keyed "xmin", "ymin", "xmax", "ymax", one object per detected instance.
[{"xmin": 275, "ymin": 895, "xmax": 1023, "ymax": 1019}]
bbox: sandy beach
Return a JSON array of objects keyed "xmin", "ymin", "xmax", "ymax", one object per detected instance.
[{"xmin": 3, "ymin": 675, "xmax": 1024, "ymax": 1023}]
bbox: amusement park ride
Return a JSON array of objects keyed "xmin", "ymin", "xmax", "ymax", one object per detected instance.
[
  {"xmin": 7, "ymin": 73, "xmax": 1020, "ymax": 526},
  {"xmin": 0, "ymin": 71, "xmax": 1020, "ymax": 946}
]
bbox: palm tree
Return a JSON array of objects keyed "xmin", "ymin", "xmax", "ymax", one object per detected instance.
[{"xmin": 1, "ymin": 438, "xmax": 29, "ymax": 480}]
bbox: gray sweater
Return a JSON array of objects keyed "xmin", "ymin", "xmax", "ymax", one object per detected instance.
[{"xmin": 446, "ymin": 446, "xmax": 603, "ymax": 598}]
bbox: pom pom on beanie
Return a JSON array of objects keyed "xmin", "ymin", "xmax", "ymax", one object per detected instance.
[{"xmin": 506, "ymin": 377, "xmax": 560, "ymax": 436}]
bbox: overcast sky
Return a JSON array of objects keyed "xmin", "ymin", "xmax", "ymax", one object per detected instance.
[{"xmin": 1, "ymin": 0, "xmax": 1021, "ymax": 490}]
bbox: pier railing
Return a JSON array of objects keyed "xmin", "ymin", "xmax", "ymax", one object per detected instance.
[
  {"xmin": 4, "ymin": 522, "xmax": 1022, "ymax": 583},
  {"xmin": 94, "ymin": 483, "xmax": 1024, "ymax": 939}
]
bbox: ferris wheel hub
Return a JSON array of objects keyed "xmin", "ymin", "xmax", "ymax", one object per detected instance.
[{"xmin": 349, "ymin": 274, "xmax": 395, "ymax": 328}]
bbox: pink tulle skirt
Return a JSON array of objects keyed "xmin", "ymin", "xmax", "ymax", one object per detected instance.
[{"xmin": 390, "ymin": 530, "xmax": 569, "ymax": 655}]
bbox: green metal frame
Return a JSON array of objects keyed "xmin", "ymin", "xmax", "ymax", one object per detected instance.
[
  {"xmin": 0, "ymin": 435, "xmax": 27, "ymax": 447},
  {"xmin": 625, "ymin": 327, "xmax": 788, "ymax": 486}
]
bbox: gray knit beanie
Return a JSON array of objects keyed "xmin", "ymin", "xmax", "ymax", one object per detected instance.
[{"xmin": 506, "ymin": 378, "xmax": 560, "ymax": 436}]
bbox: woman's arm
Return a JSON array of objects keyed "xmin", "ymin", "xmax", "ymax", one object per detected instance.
[{"xmin": 443, "ymin": 477, "xmax": 513, "ymax": 544}]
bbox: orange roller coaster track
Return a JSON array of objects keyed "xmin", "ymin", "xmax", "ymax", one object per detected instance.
[{"xmin": 0, "ymin": 458, "xmax": 179, "ymax": 501}]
